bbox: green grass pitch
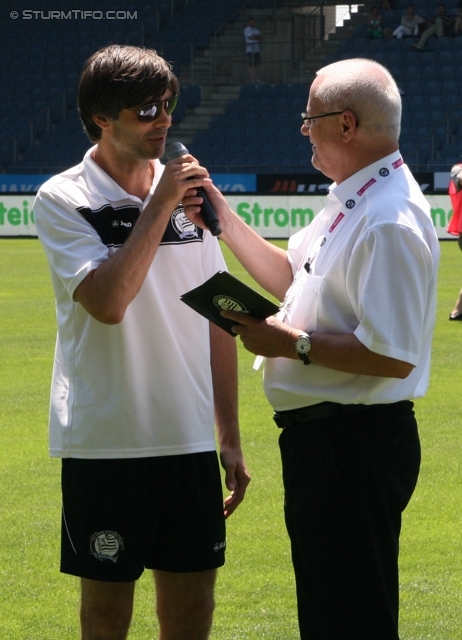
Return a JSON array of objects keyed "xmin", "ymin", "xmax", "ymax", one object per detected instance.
[{"xmin": 0, "ymin": 237, "xmax": 461, "ymax": 638}]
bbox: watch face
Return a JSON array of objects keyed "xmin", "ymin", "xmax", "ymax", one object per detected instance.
[{"xmin": 296, "ymin": 336, "xmax": 311, "ymax": 354}]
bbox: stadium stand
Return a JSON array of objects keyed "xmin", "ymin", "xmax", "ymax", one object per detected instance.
[{"xmin": 0, "ymin": 0, "xmax": 460, "ymax": 175}]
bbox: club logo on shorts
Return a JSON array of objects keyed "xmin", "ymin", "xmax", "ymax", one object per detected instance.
[
  {"xmin": 172, "ymin": 206, "xmax": 199, "ymax": 239},
  {"xmin": 213, "ymin": 295, "xmax": 247, "ymax": 313},
  {"xmin": 90, "ymin": 530, "xmax": 124, "ymax": 563},
  {"xmin": 379, "ymin": 167, "xmax": 390, "ymax": 177},
  {"xmin": 346, "ymin": 199, "xmax": 356, "ymax": 209},
  {"xmin": 213, "ymin": 541, "xmax": 226, "ymax": 552}
]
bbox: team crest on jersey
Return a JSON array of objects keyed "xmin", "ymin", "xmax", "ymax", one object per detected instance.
[
  {"xmin": 379, "ymin": 168, "xmax": 390, "ymax": 177},
  {"xmin": 213, "ymin": 295, "xmax": 247, "ymax": 313},
  {"xmin": 172, "ymin": 206, "xmax": 199, "ymax": 239},
  {"xmin": 346, "ymin": 199, "xmax": 356, "ymax": 209},
  {"xmin": 90, "ymin": 530, "xmax": 124, "ymax": 563}
]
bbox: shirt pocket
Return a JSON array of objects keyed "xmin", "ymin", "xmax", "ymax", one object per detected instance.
[{"xmin": 284, "ymin": 272, "xmax": 323, "ymax": 332}]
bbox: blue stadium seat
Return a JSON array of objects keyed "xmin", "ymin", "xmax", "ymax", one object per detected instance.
[
  {"xmin": 257, "ymin": 97, "xmax": 273, "ymax": 111},
  {"xmin": 428, "ymin": 95, "xmax": 444, "ymax": 110},
  {"xmin": 440, "ymin": 141, "xmax": 461, "ymax": 158},
  {"xmin": 288, "ymin": 83, "xmax": 308, "ymax": 100},
  {"xmin": 410, "ymin": 96, "xmax": 428, "ymax": 111},
  {"xmin": 431, "ymin": 109, "xmax": 447, "ymax": 124},
  {"xmin": 437, "ymin": 50, "xmax": 454, "ymax": 66},
  {"xmin": 182, "ymin": 86, "xmax": 201, "ymax": 108},
  {"xmin": 412, "ymin": 111, "xmax": 430, "ymax": 127},
  {"xmin": 369, "ymin": 51, "xmax": 387, "ymax": 64},
  {"xmin": 405, "ymin": 50, "xmax": 425, "ymax": 65},
  {"xmin": 422, "ymin": 64, "xmax": 439, "ymax": 81},
  {"xmin": 389, "ymin": 66, "xmax": 405, "ymax": 83},
  {"xmin": 407, "ymin": 81, "xmax": 426, "ymax": 95},
  {"xmin": 256, "ymin": 84, "xmax": 273, "ymax": 99},
  {"xmin": 416, "ymin": 126, "xmax": 432, "ymax": 139},
  {"xmin": 388, "ymin": 51, "xmax": 406, "ymax": 67},
  {"xmin": 385, "ymin": 35, "xmax": 404, "ymax": 50},
  {"xmin": 434, "ymin": 125, "xmax": 450, "ymax": 146},
  {"xmin": 425, "ymin": 80, "xmax": 441, "ymax": 95},
  {"xmin": 434, "ymin": 37, "xmax": 454, "ymax": 51},
  {"xmin": 369, "ymin": 38, "xmax": 387, "ymax": 53},
  {"xmin": 239, "ymin": 85, "xmax": 257, "ymax": 100},
  {"xmin": 400, "ymin": 126, "xmax": 415, "ymax": 142},
  {"xmin": 440, "ymin": 65, "xmax": 455, "ymax": 81},
  {"xmin": 446, "ymin": 95, "xmax": 462, "ymax": 112},
  {"xmin": 443, "ymin": 80, "xmax": 461, "ymax": 95},
  {"xmin": 405, "ymin": 65, "xmax": 423, "ymax": 80}
]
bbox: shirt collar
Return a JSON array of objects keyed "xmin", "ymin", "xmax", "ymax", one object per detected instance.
[
  {"xmin": 328, "ymin": 150, "xmax": 403, "ymax": 206},
  {"xmin": 82, "ymin": 145, "xmax": 162, "ymax": 205}
]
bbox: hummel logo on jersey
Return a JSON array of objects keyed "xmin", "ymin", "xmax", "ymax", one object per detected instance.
[{"xmin": 111, "ymin": 219, "xmax": 132, "ymax": 228}]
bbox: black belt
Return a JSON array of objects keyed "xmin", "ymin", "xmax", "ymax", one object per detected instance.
[{"xmin": 273, "ymin": 400, "xmax": 412, "ymax": 429}]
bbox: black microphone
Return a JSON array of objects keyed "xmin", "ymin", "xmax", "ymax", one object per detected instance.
[{"xmin": 166, "ymin": 142, "xmax": 222, "ymax": 236}]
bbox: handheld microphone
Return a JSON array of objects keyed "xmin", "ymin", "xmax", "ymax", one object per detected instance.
[{"xmin": 166, "ymin": 142, "xmax": 222, "ymax": 236}]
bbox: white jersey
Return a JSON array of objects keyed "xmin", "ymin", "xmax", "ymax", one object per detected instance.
[
  {"xmin": 34, "ymin": 147, "xmax": 226, "ymax": 459},
  {"xmin": 264, "ymin": 152, "xmax": 440, "ymax": 411}
]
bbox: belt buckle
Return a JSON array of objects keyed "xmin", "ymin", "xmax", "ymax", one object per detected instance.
[{"xmin": 273, "ymin": 412, "xmax": 289, "ymax": 429}]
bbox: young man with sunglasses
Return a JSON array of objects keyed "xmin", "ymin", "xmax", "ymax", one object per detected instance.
[
  {"xmin": 183, "ymin": 58, "xmax": 439, "ymax": 639},
  {"xmin": 33, "ymin": 44, "xmax": 250, "ymax": 640}
]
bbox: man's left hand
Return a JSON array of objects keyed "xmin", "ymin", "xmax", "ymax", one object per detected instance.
[
  {"xmin": 219, "ymin": 448, "xmax": 251, "ymax": 518},
  {"xmin": 220, "ymin": 310, "xmax": 296, "ymax": 359}
]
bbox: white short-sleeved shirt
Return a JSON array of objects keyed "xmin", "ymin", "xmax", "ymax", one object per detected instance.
[
  {"xmin": 264, "ymin": 152, "xmax": 440, "ymax": 411},
  {"xmin": 244, "ymin": 26, "xmax": 261, "ymax": 53},
  {"xmin": 34, "ymin": 146, "xmax": 226, "ymax": 459}
]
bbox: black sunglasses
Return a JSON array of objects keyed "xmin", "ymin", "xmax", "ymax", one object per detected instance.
[{"xmin": 127, "ymin": 96, "xmax": 178, "ymax": 122}]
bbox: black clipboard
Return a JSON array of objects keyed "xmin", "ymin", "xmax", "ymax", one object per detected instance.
[{"xmin": 181, "ymin": 271, "xmax": 280, "ymax": 336}]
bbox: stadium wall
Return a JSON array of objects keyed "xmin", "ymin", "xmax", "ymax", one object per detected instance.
[{"xmin": 0, "ymin": 194, "xmax": 455, "ymax": 240}]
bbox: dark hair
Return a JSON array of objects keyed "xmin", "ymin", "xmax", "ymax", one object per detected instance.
[{"xmin": 78, "ymin": 44, "xmax": 179, "ymax": 142}]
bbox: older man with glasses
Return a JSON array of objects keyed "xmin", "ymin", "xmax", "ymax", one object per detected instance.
[
  {"xmin": 183, "ymin": 57, "xmax": 439, "ymax": 640},
  {"xmin": 33, "ymin": 44, "xmax": 250, "ymax": 640}
]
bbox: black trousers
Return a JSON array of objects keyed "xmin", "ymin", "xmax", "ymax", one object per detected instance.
[{"xmin": 278, "ymin": 402, "xmax": 420, "ymax": 640}]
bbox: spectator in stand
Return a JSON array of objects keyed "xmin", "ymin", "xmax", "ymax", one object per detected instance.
[
  {"xmin": 366, "ymin": 6, "xmax": 384, "ymax": 38},
  {"xmin": 413, "ymin": 3, "xmax": 454, "ymax": 50},
  {"xmin": 392, "ymin": 5, "xmax": 425, "ymax": 38},
  {"xmin": 378, "ymin": 0, "xmax": 392, "ymax": 12},
  {"xmin": 448, "ymin": 163, "xmax": 462, "ymax": 320},
  {"xmin": 244, "ymin": 16, "xmax": 263, "ymax": 85},
  {"xmin": 454, "ymin": 2, "xmax": 462, "ymax": 35}
]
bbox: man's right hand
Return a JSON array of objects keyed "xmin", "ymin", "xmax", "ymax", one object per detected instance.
[{"xmin": 152, "ymin": 153, "xmax": 210, "ymax": 215}]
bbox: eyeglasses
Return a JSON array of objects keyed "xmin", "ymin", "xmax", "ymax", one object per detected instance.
[
  {"xmin": 301, "ymin": 111, "xmax": 344, "ymax": 126},
  {"xmin": 127, "ymin": 96, "xmax": 178, "ymax": 122}
]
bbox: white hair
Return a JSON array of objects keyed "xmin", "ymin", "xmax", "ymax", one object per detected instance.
[{"xmin": 314, "ymin": 58, "xmax": 401, "ymax": 141}]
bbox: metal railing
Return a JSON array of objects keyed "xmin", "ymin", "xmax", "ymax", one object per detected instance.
[
  {"xmin": 398, "ymin": 103, "xmax": 462, "ymax": 172},
  {"xmin": 0, "ymin": 89, "xmax": 77, "ymax": 171}
]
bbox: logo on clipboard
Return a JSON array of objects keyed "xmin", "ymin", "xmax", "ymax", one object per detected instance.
[{"xmin": 212, "ymin": 295, "xmax": 248, "ymax": 313}]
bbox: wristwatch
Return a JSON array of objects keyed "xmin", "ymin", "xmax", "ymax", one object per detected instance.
[{"xmin": 295, "ymin": 332, "xmax": 312, "ymax": 365}]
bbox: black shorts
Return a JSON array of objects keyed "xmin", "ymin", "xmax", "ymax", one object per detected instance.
[
  {"xmin": 246, "ymin": 52, "xmax": 261, "ymax": 65},
  {"xmin": 61, "ymin": 452, "xmax": 226, "ymax": 582}
]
